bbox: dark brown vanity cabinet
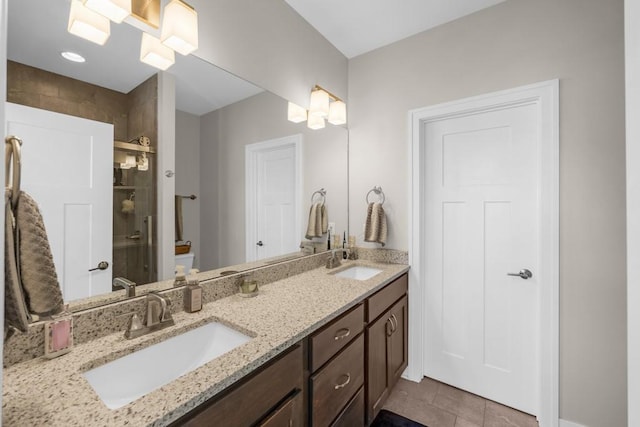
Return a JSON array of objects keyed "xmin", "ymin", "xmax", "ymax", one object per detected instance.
[
  {"xmin": 171, "ymin": 343, "xmax": 304, "ymax": 427},
  {"xmin": 365, "ymin": 274, "xmax": 408, "ymax": 424},
  {"xmin": 308, "ymin": 304, "xmax": 366, "ymax": 427}
]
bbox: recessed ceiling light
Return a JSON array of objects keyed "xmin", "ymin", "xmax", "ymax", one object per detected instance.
[{"xmin": 61, "ymin": 51, "xmax": 86, "ymax": 63}]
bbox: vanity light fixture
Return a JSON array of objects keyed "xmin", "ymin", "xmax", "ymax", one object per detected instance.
[
  {"xmin": 61, "ymin": 51, "xmax": 87, "ymax": 63},
  {"xmin": 328, "ymin": 100, "xmax": 347, "ymax": 125},
  {"xmin": 140, "ymin": 32, "xmax": 175, "ymax": 70},
  {"xmin": 67, "ymin": 0, "xmax": 199, "ymax": 71},
  {"xmin": 287, "ymin": 102, "xmax": 307, "ymax": 123},
  {"xmin": 309, "ymin": 87, "xmax": 330, "ymax": 118},
  {"xmin": 68, "ymin": 0, "xmax": 111, "ymax": 46},
  {"xmin": 160, "ymin": 0, "xmax": 198, "ymax": 56},
  {"xmin": 307, "ymin": 114, "xmax": 326, "ymax": 130},
  {"xmin": 84, "ymin": 0, "xmax": 132, "ymax": 24}
]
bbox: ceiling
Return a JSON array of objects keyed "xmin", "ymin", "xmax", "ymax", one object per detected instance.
[
  {"xmin": 7, "ymin": 0, "xmax": 508, "ymax": 115},
  {"xmin": 284, "ymin": 0, "xmax": 507, "ymax": 58},
  {"xmin": 7, "ymin": 0, "xmax": 262, "ymax": 116}
]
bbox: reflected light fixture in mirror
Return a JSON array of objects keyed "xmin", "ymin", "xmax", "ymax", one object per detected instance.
[
  {"xmin": 161, "ymin": 0, "xmax": 198, "ymax": 56},
  {"xmin": 288, "ymin": 85, "xmax": 347, "ymax": 129},
  {"xmin": 140, "ymin": 32, "xmax": 175, "ymax": 70},
  {"xmin": 68, "ymin": 0, "xmax": 111, "ymax": 45},
  {"xmin": 85, "ymin": 0, "xmax": 132, "ymax": 23}
]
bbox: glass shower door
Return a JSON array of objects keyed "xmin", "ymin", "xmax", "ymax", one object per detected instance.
[{"xmin": 112, "ymin": 142, "xmax": 157, "ymax": 287}]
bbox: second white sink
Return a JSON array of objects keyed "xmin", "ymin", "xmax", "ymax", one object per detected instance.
[
  {"xmin": 83, "ymin": 322, "xmax": 251, "ymax": 409},
  {"xmin": 334, "ymin": 266, "xmax": 383, "ymax": 281}
]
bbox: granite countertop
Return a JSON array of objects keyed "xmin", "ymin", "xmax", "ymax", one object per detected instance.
[{"xmin": 3, "ymin": 260, "xmax": 409, "ymax": 427}]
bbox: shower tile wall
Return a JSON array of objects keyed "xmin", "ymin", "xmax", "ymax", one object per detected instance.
[{"xmin": 6, "ymin": 60, "xmax": 129, "ymax": 140}]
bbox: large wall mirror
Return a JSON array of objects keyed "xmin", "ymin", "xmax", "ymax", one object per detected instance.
[{"xmin": 6, "ymin": 0, "xmax": 348, "ymax": 313}]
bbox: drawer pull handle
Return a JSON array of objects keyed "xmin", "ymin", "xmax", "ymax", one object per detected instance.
[
  {"xmin": 334, "ymin": 328, "xmax": 351, "ymax": 341},
  {"xmin": 334, "ymin": 373, "xmax": 351, "ymax": 390},
  {"xmin": 386, "ymin": 318, "xmax": 393, "ymax": 336},
  {"xmin": 390, "ymin": 314, "xmax": 398, "ymax": 333}
]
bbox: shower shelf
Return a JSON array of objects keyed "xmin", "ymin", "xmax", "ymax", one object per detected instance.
[{"xmin": 114, "ymin": 140, "xmax": 157, "ymax": 154}]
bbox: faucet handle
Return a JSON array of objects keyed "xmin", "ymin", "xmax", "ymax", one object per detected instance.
[{"xmin": 123, "ymin": 313, "xmax": 144, "ymax": 339}]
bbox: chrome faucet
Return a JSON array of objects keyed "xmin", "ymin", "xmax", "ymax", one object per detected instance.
[
  {"xmin": 326, "ymin": 249, "xmax": 349, "ymax": 269},
  {"xmin": 113, "ymin": 277, "xmax": 136, "ymax": 297},
  {"xmin": 124, "ymin": 292, "xmax": 175, "ymax": 339}
]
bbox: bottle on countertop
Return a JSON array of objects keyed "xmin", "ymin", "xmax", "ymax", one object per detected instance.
[
  {"xmin": 342, "ymin": 231, "xmax": 347, "ymax": 259},
  {"xmin": 183, "ymin": 269, "xmax": 203, "ymax": 312}
]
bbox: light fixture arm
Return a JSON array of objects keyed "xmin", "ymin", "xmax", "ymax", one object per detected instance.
[{"xmin": 313, "ymin": 85, "xmax": 344, "ymax": 103}]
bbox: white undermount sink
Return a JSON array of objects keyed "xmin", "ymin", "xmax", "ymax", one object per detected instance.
[
  {"xmin": 83, "ymin": 322, "xmax": 251, "ymax": 409},
  {"xmin": 334, "ymin": 265, "xmax": 383, "ymax": 281}
]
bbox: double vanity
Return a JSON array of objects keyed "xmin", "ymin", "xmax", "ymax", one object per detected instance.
[{"xmin": 3, "ymin": 254, "xmax": 409, "ymax": 426}]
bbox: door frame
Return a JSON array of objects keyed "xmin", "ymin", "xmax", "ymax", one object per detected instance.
[
  {"xmin": 408, "ymin": 80, "xmax": 559, "ymax": 427},
  {"xmin": 245, "ymin": 134, "xmax": 303, "ymax": 262}
]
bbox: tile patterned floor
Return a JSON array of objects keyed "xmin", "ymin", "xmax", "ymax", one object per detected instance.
[{"xmin": 383, "ymin": 377, "xmax": 539, "ymax": 427}]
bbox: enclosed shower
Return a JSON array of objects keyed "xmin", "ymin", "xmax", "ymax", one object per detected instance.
[{"xmin": 112, "ymin": 139, "xmax": 157, "ymax": 287}]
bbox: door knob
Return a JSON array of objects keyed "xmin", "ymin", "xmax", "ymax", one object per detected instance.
[
  {"xmin": 256, "ymin": 241, "xmax": 264, "ymax": 247},
  {"xmin": 89, "ymin": 261, "xmax": 109, "ymax": 272},
  {"xmin": 507, "ymin": 269, "xmax": 532, "ymax": 279}
]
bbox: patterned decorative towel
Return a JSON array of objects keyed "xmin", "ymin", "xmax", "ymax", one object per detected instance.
[
  {"xmin": 15, "ymin": 191, "xmax": 64, "ymax": 317},
  {"xmin": 364, "ymin": 202, "xmax": 387, "ymax": 246},
  {"xmin": 4, "ymin": 190, "xmax": 31, "ymax": 339},
  {"xmin": 305, "ymin": 203, "xmax": 328, "ymax": 239}
]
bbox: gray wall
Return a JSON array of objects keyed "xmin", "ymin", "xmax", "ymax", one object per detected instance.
[
  {"xmin": 348, "ymin": 0, "xmax": 626, "ymax": 425},
  {"xmin": 199, "ymin": 91, "xmax": 348, "ymax": 270},
  {"xmin": 175, "ymin": 110, "xmax": 201, "ymax": 269},
  {"xmin": 190, "ymin": 0, "xmax": 348, "ymax": 109}
]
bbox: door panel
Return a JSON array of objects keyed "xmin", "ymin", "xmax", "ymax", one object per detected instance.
[
  {"xmin": 424, "ymin": 103, "xmax": 538, "ymax": 414},
  {"xmin": 5, "ymin": 102, "xmax": 113, "ymax": 301}
]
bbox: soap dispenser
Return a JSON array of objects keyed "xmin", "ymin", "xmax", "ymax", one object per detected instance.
[
  {"xmin": 184, "ymin": 269, "xmax": 202, "ymax": 312},
  {"xmin": 174, "ymin": 265, "xmax": 187, "ymax": 287}
]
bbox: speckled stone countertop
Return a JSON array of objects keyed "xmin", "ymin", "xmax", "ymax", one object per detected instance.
[{"xmin": 3, "ymin": 260, "xmax": 409, "ymax": 427}]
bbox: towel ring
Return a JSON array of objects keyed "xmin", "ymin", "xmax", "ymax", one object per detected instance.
[
  {"xmin": 366, "ymin": 186, "xmax": 385, "ymax": 205},
  {"xmin": 5, "ymin": 136, "xmax": 23, "ymax": 209},
  {"xmin": 311, "ymin": 188, "xmax": 326, "ymax": 204}
]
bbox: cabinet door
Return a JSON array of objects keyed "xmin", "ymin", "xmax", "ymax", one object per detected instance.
[
  {"xmin": 366, "ymin": 311, "xmax": 394, "ymax": 423},
  {"xmin": 387, "ymin": 295, "xmax": 408, "ymax": 389}
]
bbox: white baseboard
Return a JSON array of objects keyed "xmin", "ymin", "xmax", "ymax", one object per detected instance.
[{"xmin": 559, "ymin": 419, "xmax": 587, "ymax": 427}]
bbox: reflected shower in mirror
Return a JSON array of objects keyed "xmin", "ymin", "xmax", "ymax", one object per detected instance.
[{"xmin": 5, "ymin": 0, "xmax": 348, "ymax": 313}]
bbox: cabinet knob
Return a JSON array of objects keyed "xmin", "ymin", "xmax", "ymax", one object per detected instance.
[{"xmin": 334, "ymin": 373, "xmax": 351, "ymax": 390}]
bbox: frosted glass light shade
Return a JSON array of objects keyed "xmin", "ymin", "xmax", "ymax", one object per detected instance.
[
  {"xmin": 68, "ymin": 0, "xmax": 111, "ymax": 45},
  {"xmin": 309, "ymin": 89, "xmax": 329, "ymax": 118},
  {"xmin": 307, "ymin": 114, "xmax": 325, "ymax": 130},
  {"xmin": 287, "ymin": 102, "xmax": 307, "ymax": 123},
  {"xmin": 84, "ymin": 0, "xmax": 131, "ymax": 23},
  {"xmin": 161, "ymin": 0, "xmax": 198, "ymax": 55},
  {"xmin": 140, "ymin": 33, "xmax": 175, "ymax": 70},
  {"xmin": 328, "ymin": 100, "xmax": 347, "ymax": 125}
]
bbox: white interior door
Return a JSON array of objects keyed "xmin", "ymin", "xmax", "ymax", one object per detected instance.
[
  {"xmin": 5, "ymin": 102, "xmax": 113, "ymax": 302},
  {"xmin": 424, "ymin": 102, "xmax": 539, "ymax": 414},
  {"xmin": 246, "ymin": 135, "xmax": 302, "ymax": 262}
]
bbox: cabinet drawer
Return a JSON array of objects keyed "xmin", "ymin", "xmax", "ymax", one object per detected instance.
[
  {"xmin": 176, "ymin": 344, "xmax": 303, "ymax": 427},
  {"xmin": 310, "ymin": 304, "xmax": 364, "ymax": 371},
  {"xmin": 258, "ymin": 389, "xmax": 303, "ymax": 427},
  {"xmin": 367, "ymin": 274, "xmax": 407, "ymax": 323},
  {"xmin": 311, "ymin": 334, "xmax": 364, "ymax": 427},
  {"xmin": 331, "ymin": 386, "xmax": 364, "ymax": 427}
]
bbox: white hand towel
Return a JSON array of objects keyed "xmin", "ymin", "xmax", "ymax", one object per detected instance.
[{"xmin": 364, "ymin": 202, "xmax": 387, "ymax": 246}]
